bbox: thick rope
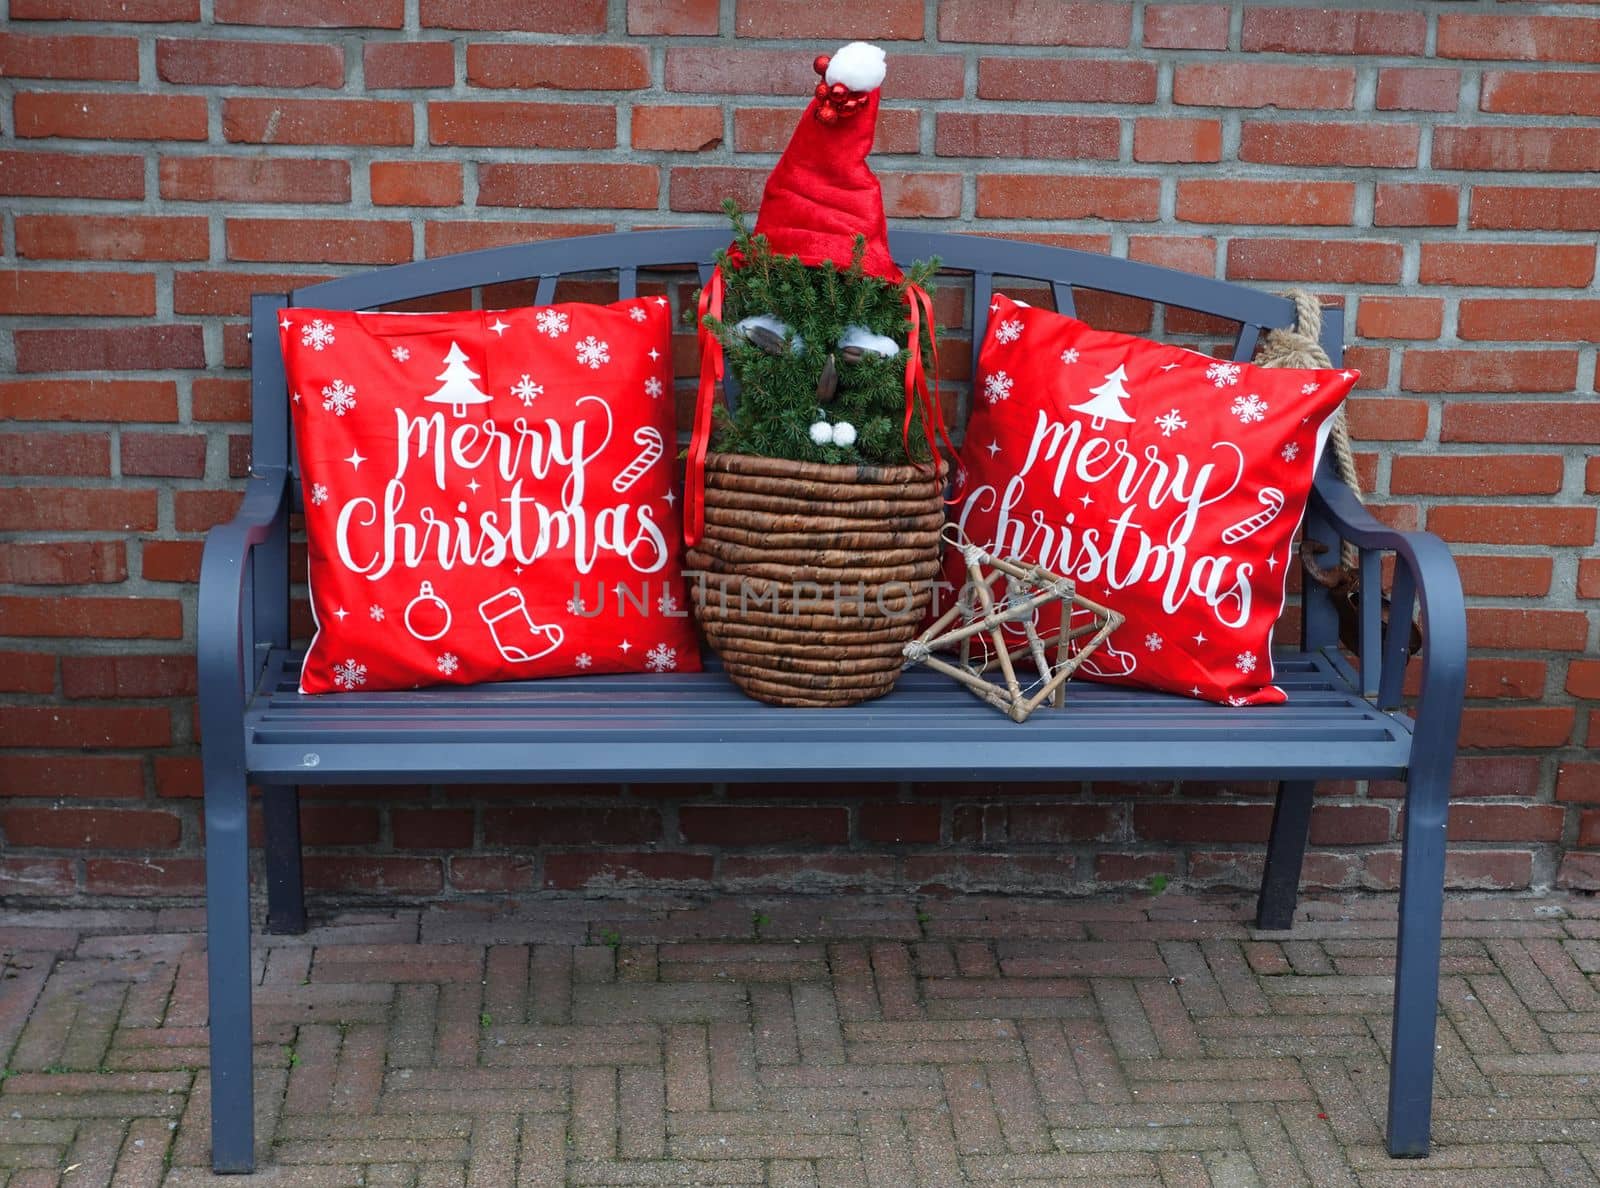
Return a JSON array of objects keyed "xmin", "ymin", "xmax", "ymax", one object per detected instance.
[{"xmin": 1254, "ymin": 289, "xmax": 1361, "ymax": 569}]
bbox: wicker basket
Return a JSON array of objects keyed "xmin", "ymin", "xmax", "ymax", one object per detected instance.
[{"xmin": 686, "ymin": 452, "xmax": 948, "ymax": 707}]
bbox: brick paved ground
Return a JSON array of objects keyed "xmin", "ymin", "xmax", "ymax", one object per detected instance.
[{"xmin": 2, "ymin": 892, "xmax": 1599, "ymax": 1186}]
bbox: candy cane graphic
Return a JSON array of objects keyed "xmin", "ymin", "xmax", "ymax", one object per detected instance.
[
  {"xmin": 1221, "ymin": 486, "xmax": 1285, "ymax": 545},
  {"xmin": 612, "ymin": 426, "xmax": 664, "ymax": 493}
]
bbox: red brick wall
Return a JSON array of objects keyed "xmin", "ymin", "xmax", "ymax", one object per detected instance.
[{"xmin": 3, "ymin": 3, "xmax": 1596, "ymax": 902}]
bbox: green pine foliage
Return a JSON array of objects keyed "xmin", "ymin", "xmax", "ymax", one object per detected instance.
[{"xmin": 700, "ymin": 201, "xmax": 938, "ymax": 467}]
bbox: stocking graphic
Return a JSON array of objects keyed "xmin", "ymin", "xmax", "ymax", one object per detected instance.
[{"xmin": 478, "ymin": 588, "xmax": 563, "ymax": 663}]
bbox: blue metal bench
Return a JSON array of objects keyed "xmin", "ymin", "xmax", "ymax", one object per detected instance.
[{"xmin": 199, "ymin": 229, "xmax": 1466, "ymax": 1172}]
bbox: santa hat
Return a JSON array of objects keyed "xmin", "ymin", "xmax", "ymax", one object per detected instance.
[{"xmin": 742, "ymin": 42, "xmax": 901, "ymax": 284}]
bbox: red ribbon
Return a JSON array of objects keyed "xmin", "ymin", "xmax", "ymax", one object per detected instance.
[
  {"xmin": 903, "ymin": 281, "xmax": 955, "ymax": 475},
  {"xmin": 684, "ymin": 266, "xmax": 723, "ymax": 549}
]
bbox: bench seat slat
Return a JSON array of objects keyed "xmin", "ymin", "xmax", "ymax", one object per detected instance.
[{"xmin": 244, "ymin": 649, "xmax": 1413, "ymax": 781}]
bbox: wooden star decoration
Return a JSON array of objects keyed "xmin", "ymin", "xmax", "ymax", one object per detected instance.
[{"xmin": 903, "ymin": 534, "xmax": 1124, "ymax": 723}]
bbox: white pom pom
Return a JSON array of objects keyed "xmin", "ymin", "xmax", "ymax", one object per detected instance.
[
  {"xmin": 825, "ymin": 42, "xmax": 886, "ymax": 93},
  {"xmin": 809, "ymin": 421, "xmax": 834, "ymax": 445},
  {"xmin": 830, "ymin": 421, "xmax": 857, "ymax": 447},
  {"xmin": 839, "ymin": 325, "xmax": 901, "ymax": 358}
]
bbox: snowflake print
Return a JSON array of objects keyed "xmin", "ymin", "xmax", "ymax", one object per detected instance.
[
  {"xmin": 1060, "ymin": 348, "xmax": 1079, "ymax": 365},
  {"xmin": 368, "ymin": 604, "xmax": 385, "ymax": 622},
  {"xmin": 310, "ymin": 483, "xmax": 329, "ymax": 506},
  {"xmin": 1154, "ymin": 409, "xmax": 1187, "ymax": 437},
  {"xmin": 1206, "ymin": 361, "xmax": 1241, "ymax": 388},
  {"xmin": 332, "ymin": 658, "xmax": 367, "ymax": 689},
  {"xmin": 629, "ymin": 306, "xmax": 647, "ymax": 322},
  {"xmin": 995, "ymin": 319, "xmax": 1023, "ymax": 344},
  {"xmin": 983, "ymin": 370, "xmax": 1014, "ymax": 405},
  {"xmin": 1235, "ymin": 651, "xmax": 1258, "ymax": 675},
  {"xmin": 1226, "ymin": 695, "xmax": 1250, "ymax": 707},
  {"xmin": 321, "ymin": 379, "xmax": 357, "ymax": 416},
  {"xmin": 1145, "ymin": 633, "xmax": 1163, "ymax": 651},
  {"xmin": 391, "ymin": 345, "xmax": 410, "ymax": 362},
  {"xmin": 1281, "ymin": 442, "xmax": 1301, "ymax": 463},
  {"xmin": 644, "ymin": 376, "xmax": 664, "ymax": 399},
  {"xmin": 576, "ymin": 336, "xmax": 610, "ymax": 369},
  {"xmin": 436, "ymin": 652, "xmax": 459, "ymax": 676},
  {"xmin": 566, "ymin": 595, "xmax": 585, "ymax": 615},
  {"xmin": 575, "ymin": 652, "xmax": 592, "ymax": 669},
  {"xmin": 645, "ymin": 643, "xmax": 677, "ymax": 672},
  {"xmin": 536, "ymin": 309, "xmax": 569, "ymax": 338},
  {"xmin": 510, "ymin": 375, "xmax": 543, "ymax": 407},
  {"xmin": 300, "ymin": 319, "xmax": 335, "ymax": 351},
  {"xmin": 657, "ymin": 589, "xmax": 679, "ymax": 615},
  {"xmin": 1230, "ymin": 393, "xmax": 1268, "ymax": 424},
  {"xmin": 1301, "ymin": 382, "xmax": 1318, "ymax": 395}
]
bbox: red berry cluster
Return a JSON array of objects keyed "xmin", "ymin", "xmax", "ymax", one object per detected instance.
[{"xmin": 811, "ymin": 54, "xmax": 867, "ymax": 125}]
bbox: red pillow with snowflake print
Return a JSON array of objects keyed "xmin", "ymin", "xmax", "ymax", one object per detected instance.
[
  {"xmin": 281, "ymin": 299, "xmax": 701, "ymax": 694},
  {"xmin": 944, "ymin": 294, "xmax": 1359, "ymax": 705}
]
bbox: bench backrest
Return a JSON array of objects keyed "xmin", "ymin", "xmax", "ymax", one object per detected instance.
[{"xmin": 246, "ymin": 229, "xmax": 1345, "ymax": 652}]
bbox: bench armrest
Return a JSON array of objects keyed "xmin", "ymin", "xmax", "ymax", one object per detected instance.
[
  {"xmin": 198, "ymin": 471, "xmax": 291, "ymax": 737},
  {"xmin": 1309, "ymin": 475, "xmax": 1466, "ymax": 760}
]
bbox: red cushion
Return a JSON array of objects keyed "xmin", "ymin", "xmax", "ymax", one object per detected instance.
[
  {"xmin": 946, "ymin": 295, "xmax": 1359, "ymax": 705},
  {"xmin": 281, "ymin": 299, "xmax": 700, "ymax": 694}
]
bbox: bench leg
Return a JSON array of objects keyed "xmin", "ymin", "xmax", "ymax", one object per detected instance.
[
  {"xmin": 1255, "ymin": 780, "xmax": 1314, "ymax": 931},
  {"xmin": 263, "ymin": 784, "xmax": 307, "ymax": 935},
  {"xmin": 1387, "ymin": 760, "xmax": 1449, "ymax": 1158},
  {"xmin": 204, "ymin": 764, "xmax": 256, "ymax": 1173}
]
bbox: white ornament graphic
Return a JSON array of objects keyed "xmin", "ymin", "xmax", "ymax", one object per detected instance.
[
  {"xmin": 321, "ymin": 379, "xmax": 357, "ymax": 416},
  {"xmin": 1154, "ymin": 409, "xmax": 1187, "ymax": 437},
  {"xmin": 613, "ymin": 427, "xmax": 664, "ymax": 493},
  {"xmin": 436, "ymin": 652, "xmax": 459, "ymax": 676},
  {"xmin": 1281, "ymin": 442, "xmax": 1301, "ymax": 462},
  {"xmin": 403, "ymin": 581, "xmax": 453, "ymax": 642},
  {"xmin": 1145, "ymin": 633, "xmax": 1163, "ymax": 651},
  {"xmin": 510, "ymin": 374, "xmax": 543, "ymax": 407},
  {"xmin": 644, "ymin": 376, "xmax": 664, "ymax": 399},
  {"xmin": 368, "ymin": 604, "xmax": 385, "ymax": 622},
  {"xmin": 391, "ymin": 345, "xmax": 410, "ymax": 362},
  {"xmin": 995, "ymin": 318, "xmax": 1023, "ymax": 344},
  {"xmin": 657, "ymin": 589, "xmax": 679, "ymax": 615},
  {"xmin": 332, "ymin": 658, "xmax": 367, "ymax": 689},
  {"xmin": 301, "ymin": 319, "xmax": 335, "ymax": 351},
  {"xmin": 1060, "ymin": 347, "xmax": 1080, "ymax": 364},
  {"xmin": 479, "ymin": 588, "xmax": 562, "ymax": 663},
  {"xmin": 425, "ymin": 343, "xmax": 492, "ymax": 418},
  {"xmin": 645, "ymin": 643, "xmax": 677, "ymax": 672},
  {"xmin": 310, "ymin": 483, "xmax": 329, "ymax": 506},
  {"xmin": 983, "ymin": 370, "xmax": 1014, "ymax": 405},
  {"xmin": 1230, "ymin": 393, "xmax": 1268, "ymax": 424},
  {"xmin": 566, "ymin": 595, "xmax": 586, "ymax": 615},
  {"xmin": 1071, "ymin": 365, "xmax": 1137, "ymax": 429},
  {"xmin": 575, "ymin": 335, "xmax": 610, "ymax": 369},
  {"xmin": 629, "ymin": 306, "xmax": 647, "ymax": 322},
  {"xmin": 575, "ymin": 652, "xmax": 592, "ymax": 669},
  {"xmin": 1206, "ymin": 361, "xmax": 1241, "ymax": 388},
  {"xmin": 1235, "ymin": 651, "xmax": 1258, "ymax": 675},
  {"xmin": 536, "ymin": 309, "xmax": 569, "ymax": 337}
]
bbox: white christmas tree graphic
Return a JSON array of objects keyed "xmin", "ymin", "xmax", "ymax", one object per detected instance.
[
  {"xmin": 424, "ymin": 342, "xmax": 492, "ymax": 418},
  {"xmin": 1070, "ymin": 365, "xmax": 1138, "ymax": 430}
]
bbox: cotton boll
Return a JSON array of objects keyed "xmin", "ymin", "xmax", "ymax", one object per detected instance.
[
  {"xmin": 838, "ymin": 324, "xmax": 901, "ymax": 358},
  {"xmin": 830, "ymin": 421, "xmax": 857, "ymax": 447},
  {"xmin": 825, "ymin": 42, "xmax": 887, "ymax": 93},
  {"xmin": 735, "ymin": 315, "xmax": 804, "ymax": 354},
  {"xmin": 809, "ymin": 421, "xmax": 834, "ymax": 445}
]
